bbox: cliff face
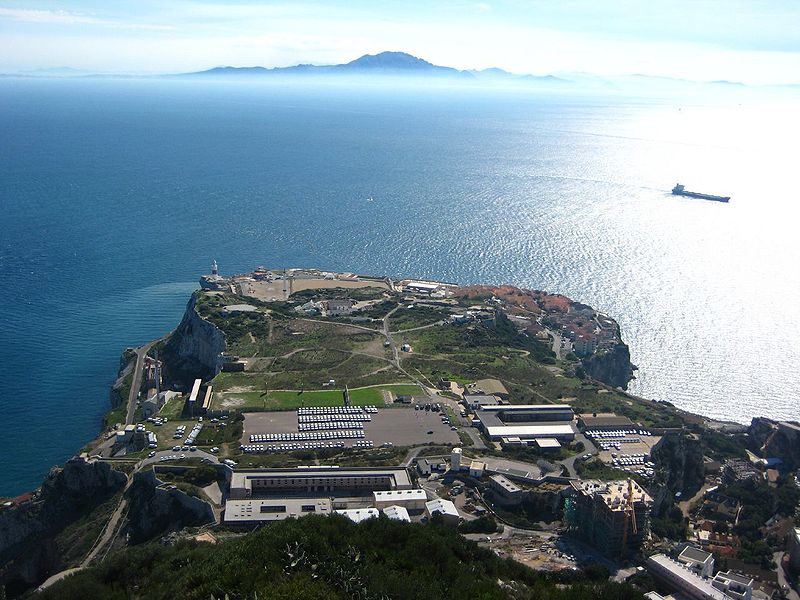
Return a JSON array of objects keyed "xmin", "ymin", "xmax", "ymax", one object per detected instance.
[
  {"xmin": 162, "ymin": 292, "xmax": 226, "ymax": 385},
  {"xmin": 581, "ymin": 342, "xmax": 635, "ymax": 389},
  {"xmin": 649, "ymin": 432, "xmax": 705, "ymax": 515},
  {"xmin": 124, "ymin": 470, "xmax": 215, "ymax": 544},
  {"xmin": 0, "ymin": 458, "xmax": 126, "ymax": 594},
  {"xmin": 748, "ymin": 418, "xmax": 800, "ymax": 469}
]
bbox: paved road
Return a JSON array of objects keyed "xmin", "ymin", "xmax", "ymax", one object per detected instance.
[
  {"xmin": 559, "ymin": 433, "xmax": 597, "ymax": 478},
  {"xmin": 774, "ymin": 552, "xmax": 800, "ymax": 600},
  {"xmin": 125, "ymin": 342, "xmax": 155, "ymax": 425},
  {"xmin": 140, "ymin": 448, "xmax": 220, "ymax": 467}
]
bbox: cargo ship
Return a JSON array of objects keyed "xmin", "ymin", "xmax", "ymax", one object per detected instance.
[{"xmin": 671, "ymin": 183, "xmax": 730, "ymax": 203}]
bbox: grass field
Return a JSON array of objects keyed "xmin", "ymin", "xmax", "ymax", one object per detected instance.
[{"xmin": 214, "ymin": 383, "xmax": 424, "ymax": 412}]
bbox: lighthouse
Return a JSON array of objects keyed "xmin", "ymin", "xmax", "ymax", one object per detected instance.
[{"xmin": 211, "ymin": 260, "xmax": 219, "ymax": 276}]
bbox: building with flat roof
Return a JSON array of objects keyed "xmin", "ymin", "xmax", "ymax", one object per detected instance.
[
  {"xmin": 678, "ymin": 546, "xmax": 715, "ymax": 579},
  {"xmin": 336, "ymin": 508, "xmax": 379, "ymax": 524},
  {"xmin": 463, "ymin": 394, "xmax": 502, "ymax": 410},
  {"xmin": 646, "ymin": 554, "xmax": 729, "ymax": 600},
  {"xmin": 711, "ymin": 571, "xmax": 753, "ymax": 600},
  {"xmin": 224, "ymin": 498, "xmax": 331, "ymax": 526},
  {"xmin": 534, "ymin": 438, "xmax": 562, "ymax": 451},
  {"xmin": 475, "ymin": 404, "xmax": 576, "ymax": 442},
  {"xmin": 425, "ymin": 498, "xmax": 460, "ymax": 526},
  {"xmin": 416, "ymin": 458, "xmax": 446, "ymax": 476},
  {"xmin": 489, "ymin": 474, "xmax": 525, "ymax": 505},
  {"xmin": 564, "ymin": 480, "xmax": 652, "ymax": 558},
  {"xmin": 373, "ymin": 489, "xmax": 427, "ymax": 511},
  {"xmin": 230, "ymin": 467, "xmax": 413, "ymax": 499},
  {"xmin": 382, "ymin": 505, "xmax": 411, "ymax": 522},
  {"xmin": 469, "ymin": 460, "xmax": 486, "ymax": 477}
]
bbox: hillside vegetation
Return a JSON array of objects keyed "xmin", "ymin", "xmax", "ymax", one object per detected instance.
[{"xmin": 40, "ymin": 515, "xmax": 644, "ymax": 600}]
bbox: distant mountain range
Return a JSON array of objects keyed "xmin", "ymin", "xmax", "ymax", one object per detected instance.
[{"xmin": 181, "ymin": 51, "xmax": 567, "ymax": 84}]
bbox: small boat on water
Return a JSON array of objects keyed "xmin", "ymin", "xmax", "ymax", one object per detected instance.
[{"xmin": 672, "ymin": 183, "xmax": 730, "ymax": 203}]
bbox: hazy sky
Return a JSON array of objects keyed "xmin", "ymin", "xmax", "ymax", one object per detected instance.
[{"xmin": 2, "ymin": 1, "xmax": 800, "ymax": 83}]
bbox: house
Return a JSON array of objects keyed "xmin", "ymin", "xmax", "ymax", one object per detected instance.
[
  {"xmin": 416, "ymin": 458, "xmax": 446, "ymax": 476},
  {"xmin": 326, "ymin": 299, "xmax": 355, "ymax": 317},
  {"xmin": 425, "ymin": 498, "xmax": 460, "ymax": 526}
]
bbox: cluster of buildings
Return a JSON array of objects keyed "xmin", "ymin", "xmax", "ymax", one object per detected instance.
[
  {"xmin": 646, "ymin": 546, "xmax": 756, "ymax": 600},
  {"xmin": 541, "ymin": 303, "xmax": 619, "ymax": 357},
  {"xmin": 223, "ymin": 466, "xmax": 460, "ymax": 528}
]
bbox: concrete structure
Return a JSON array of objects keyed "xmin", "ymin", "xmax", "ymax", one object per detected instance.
[
  {"xmin": 373, "ymin": 489, "xmax": 427, "ymax": 511},
  {"xmin": 451, "ymin": 447, "xmax": 462, "ymax": 471},
  {"xmin": 224, "ymin": 498, "xmax": 332, "ymax": 525},
  {"xmin": 463, "ymin": 394, "xmax": 501, "ymax": 410},
  {"xmin": 711, "ymin": 572, "xmax": 753, "ymax": 600},
  {"xmin": 475, "ymin": 404, "xmax": 576, "ymax": 442},
  {"xmin": 489, "ymin": 474, "xmax": 525, "ymax": 505},
  {"xmin": 416, "ymin": 458, "xmax": 445, "ymax": 476},
  {"xmin": 469, "ymin": 460, "xmax": 485, "ymax": 477},
  {"xmin": 230, "ymin": 467, "xmax": 413, "ymax": 499},
  {"xmin": 564, "ymin": 480, "xmax": 653, "ymax": 558},
  {"xmin": 425, "ymin": 498, "xmax": 460, "ymax": 526},
  {"xmin": 382, "ymin": 505, "xmax": 411, "ymax": 522},
  {"xmin": 534, "ymin": 438, "xmax": 562, "ymax": 451},
  {"xmin": 404, "ymin": 281, "xmax": 441, "ymax": 295},
  {"xmin": 678, "ymin": 546, "xmax": 715, "ymax": 578},
  {"xmin": 326, "ymin": 299, "xmax": 355, "ymax": 316},
  {"xmin": 336, "ymin": 508, "xmax": 380, "ymax": 524},
  {"xmin": 646, "ymin": 554, "xmax": 729, "ymax": 600}
]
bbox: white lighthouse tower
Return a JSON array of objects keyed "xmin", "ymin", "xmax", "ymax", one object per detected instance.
[{"xmin": 211, "ymin": 259, "xmax": 219, "ymax": 276}]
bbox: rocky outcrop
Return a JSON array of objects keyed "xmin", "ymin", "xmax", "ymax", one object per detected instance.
[
  {"xmin": 0, "ymin": 458, "xmax": 126, "ymax": 594},
  {"xmin": 162, "ymin": 292, "xmax": 226, "ymax": 386},
  {"xmin": 581, "ymin": 342, "xmax": 635, "ymax": 389},
  {"xmin": 649, "ymin": 432, "xmax": 705, "ymax": 515},
  {"xmin": 748, "ymin": 418, "xmax": 800, "ymax": 469},
  {"xmin": 124, "ymin": 470, "xmax": 215, "ymax": 544}
]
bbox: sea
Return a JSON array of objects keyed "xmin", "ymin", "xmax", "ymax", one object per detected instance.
[{"xmin": 1, "ymin": 77, "xmax": 798, "ymax": 496}]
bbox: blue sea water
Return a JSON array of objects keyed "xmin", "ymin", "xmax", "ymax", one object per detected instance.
[{"xmin": 1, "ymin": 78, "xmax": 799, "ymax": 496}]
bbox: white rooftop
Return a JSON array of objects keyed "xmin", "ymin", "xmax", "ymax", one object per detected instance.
[
  {"xmin": 485, "ymin": 424, "xmax": 575, "ymax": 438},
  {"xmin": 425, "ymin": 498, "xmax": 459, "ymax": 518},
  {"xmin": 647, "ymin": 554, "xmax": 729, "ymax": 600},
  {"xmin": 336, "ymin": 508, "xmax": 380, "ymax": 524},
  {"xmin": 224, "ymin": 498, "xmax": 331, "ymax": 523},
  {"xmin": 373, "ymin": 489, "xmax": 427, "ymax": 502},
  {"xmin": 382, "ymin": 505, "xmax": 411, "ymax": 522}
]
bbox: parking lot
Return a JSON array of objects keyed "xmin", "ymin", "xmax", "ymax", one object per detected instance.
[
  {"xmin": 587, "ymin": 429, "xmax": 662, "ymax": 476},
  {"xmin": 242, "ymin": 406, "xmax": 460, "ymax": 449}
]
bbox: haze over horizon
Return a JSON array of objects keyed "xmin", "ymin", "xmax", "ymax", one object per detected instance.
[{"xmin": 2, "ymin": 0, "xmax": 800, "ymax": 85}]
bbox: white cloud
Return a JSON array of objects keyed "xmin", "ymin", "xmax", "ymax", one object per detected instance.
[{"xmin": 0, "ymin": 7, "xmax": 173, "ymax": 30}]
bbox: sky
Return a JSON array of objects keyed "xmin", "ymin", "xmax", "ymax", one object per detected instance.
[{"xmin": 1, "ymin": 1, "xmax": 800, "ymax": 84}]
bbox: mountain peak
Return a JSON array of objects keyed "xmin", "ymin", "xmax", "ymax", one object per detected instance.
[{"xmin": 345, "ymin": 51, "xmax": 436, "ymax": 70}]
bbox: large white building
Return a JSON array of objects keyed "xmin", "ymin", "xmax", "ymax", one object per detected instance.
[
  {"xmin": 230, "ymin": 467, "xmax": 413, "ymax": 499},
  {"xmin": 224, "ymin": 498, "xmax": 332, "ymax": 525},
  {"xmin": 373, "ymin": 489, "xmax": 427, "ymax": 511},
  {"xmin": 382, "ymin": 505, "xmax": 411, "ymax": 522},
  {"xmin": 646, "ymin": 554, "xmax": 731, "ymax": 600},
  {"xmin": 475, "ymin": 404, "xmax": 576, "ymax": 442}
]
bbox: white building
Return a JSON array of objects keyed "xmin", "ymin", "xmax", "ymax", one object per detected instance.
[
  {"xmin": 469, "ymin": 460, "xmax": 485, "ymax": 478},
  {"xmin": 450, "ymin": 447, "xmax": 462, "ymax": 471},
  {"xmin": 373, "ymin": 489, "xmax": 427, "ymax": 511},
  {"xmin": 336, "ymin": 508, "xmax": 379, "ymax": 524},
  {"xmin": 677, "ymin": 546, "xmax": 715, "ymax": 579},
  {"xmin": 646, "ymin": 554, "xmax": 730, "ymax": 600},
  {"xmin": 382, "ymin": 505, "xmax": 411, "ymax": 522},
  {"xmin": 711, "ymin": 571, "xmax": 753, "ymax": 600},
  {"xmin": 425, "ymin": 498, "xmax": 460, "ymax": 526},
  {"xmin": 224, "ymin": 498, "xmax": 332, "ymax": 525}
]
